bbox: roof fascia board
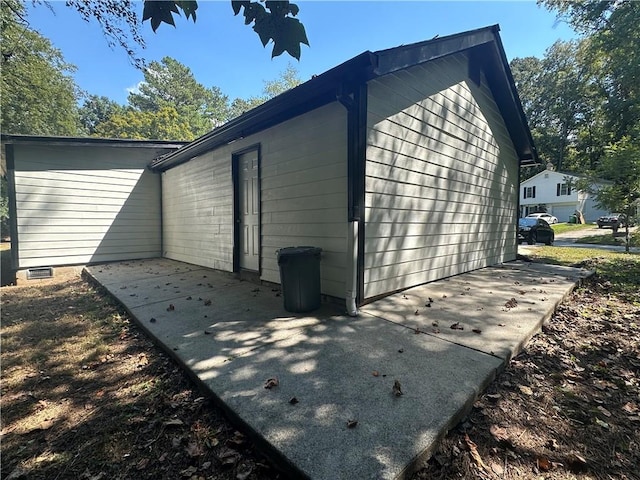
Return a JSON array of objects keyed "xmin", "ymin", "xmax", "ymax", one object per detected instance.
[
  {"xmin": 0, "ymin": 134, "xmax": 186, "ymax": 149},
  {"xmin": 373, "ymin": 26, "xmax": 497, "ymax": 76},
  {"xmin": 150, "ymin": 52, "xmax": 376, "ymax": 172}
]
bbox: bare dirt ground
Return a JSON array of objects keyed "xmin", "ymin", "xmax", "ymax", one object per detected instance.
[{"xmin": 2, "ymin": 255, "xmax": 639, "ymax": 480}]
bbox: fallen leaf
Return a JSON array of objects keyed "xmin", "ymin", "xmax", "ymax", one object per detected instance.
[
  {"xmin": 218, "ymin": 447, "xmax": 239, "ymax": 466},
  {"xmin": 347, "ymin": 419, "xmax": 358, "ymax": 428},
  {"xmin": 180, "ymin": 465, "xmax": 198, "ymax": 477},
  {"xmin": 450, "ymin": 322, "xmax": 464, "ymax": 330},
  {"xmin": 518, "ymin": 385, "xmax": 534, "ymax": 396},
  {"xmin": 226, "ymin": 431, "xmax": 245, "ymax": 448},
  {"xmin": 504, "ymin": 298, "xmax": 518, "ymax": 309},
  {"xmin": 264, "ymin": 377, "xmax": 279, "ymax": 389},
  {"xmin": 568, "ymin": 452, "xmax": 588, "ymax": 473},
  {"xmin": 491, "ymin": 462, "xmax": 504, "ymax": 475},
  {"xmin": 392, "ymin": 379, "xmax": 403, "ymax": 397},
  {"xmin": 164, "ymin": 419, "xmax": 184, "ymax": 426},
  {"xmin": 546, "ymin": 438, "xmax": 560, "ymax": 450},
  {"xmin": 186, "ymin": 441, "xmax": 203, "ymax": 457},
  {"xmin": 464, "ymin": 433, "xmax": 489, "ymax": 472},
  {"xmin": 594, "ymin": 417, "xmax": 609, "ymax": 428},
  {"xmin": 537, "ymin": 456, "xmax": 552, "ymax": 471},
  {"xmin": 166, "ymin": 304, "xmax": 175, "ymax": 311},
  {"xmin": 597, "ymin": 406, "xmax": 612, "ymax": 417},
  {"xmin": 136, "ymin": 458, "xmax": 149, "ymax": 470},
  {"xmin": 622, "ymin": 402, "xmax": 638, "ymax": 414},
  {"xmin": 236, "ymin": 464, "xmax": 253, "ymax": 480}
]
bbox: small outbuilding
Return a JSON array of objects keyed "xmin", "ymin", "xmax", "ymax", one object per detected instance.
[
  {"xmin": 1, "ymin": 135, "xmax": 185, "ymax": 280},
  {"xmin": 149, "ymin": 25, "xmax": 538, "ymax": 313},
  {"xmin": 2, "ymin": 26, "xmax": 538, "ymax": 306}
]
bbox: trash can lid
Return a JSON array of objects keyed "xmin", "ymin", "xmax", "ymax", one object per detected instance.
[{"xmin": 277, "ymin": 246, "xmax": 322, "ymax": 257}]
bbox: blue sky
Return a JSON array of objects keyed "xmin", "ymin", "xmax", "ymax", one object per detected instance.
[{"xmin": 26, "ymin": 1, "xmax": 577, "ymax": 105}]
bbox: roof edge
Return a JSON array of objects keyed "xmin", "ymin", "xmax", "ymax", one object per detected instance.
[{"xmin": 1, "ymin": 134, "xmax": 187, "ymax": 149}]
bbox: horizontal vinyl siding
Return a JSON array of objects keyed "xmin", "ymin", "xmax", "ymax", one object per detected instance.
[
  {"xmin": 13, "ymin": 145, "xmax": 167, "ymax": 268},
  {"xmin": 162, "ymin": 102, "xmax": 348, "ymax": 298},
  {"xmin": 162, "ymin": 152, "xmax": 233, "ymax": 271},
  {"xmin": 364, "ymin": 52, "xmax": 519, "ymax": 299}
]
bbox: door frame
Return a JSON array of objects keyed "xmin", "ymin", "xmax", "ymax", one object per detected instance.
[{"xmin": 232, "ymin": 144, "xmax": 262, "ymax": 274}]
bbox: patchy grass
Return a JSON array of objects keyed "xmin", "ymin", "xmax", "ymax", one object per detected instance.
[
  {"xmin": 551, "ymin": 223, "xmax": 595, "ymax": 235},
  {"xmin": 0, "ymin": 274, "xmax": 283, "ymax": 480},
  {"xmin": 414, "ymin": 250, "xmax": 640, "ymax": 479},
  {"xmin": 575, "ymin": 229, "xmax": 640, "ymax": 247}
]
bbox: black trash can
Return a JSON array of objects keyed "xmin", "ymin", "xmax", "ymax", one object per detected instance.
[{"xmin": 277, "ymin": 246, "xmax": 322, "ymax": 313}]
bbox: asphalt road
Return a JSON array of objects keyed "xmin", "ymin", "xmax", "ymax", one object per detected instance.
[{"xmin": 519, "ymin": 224, "xmax": 639, "ymax": 254}]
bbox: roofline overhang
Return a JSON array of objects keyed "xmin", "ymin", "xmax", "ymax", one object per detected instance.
[
  {"xmin": 1, "ymin": 134, "xmax": 187, "ymax": 149},
  {"xmin": 149, "ymin": 24, "xmax": 539, "ymax": 172}
]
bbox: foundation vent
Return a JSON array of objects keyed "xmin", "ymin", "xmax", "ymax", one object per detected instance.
[{"xmin": 26, "ymin": 267, "xmax": 54, "ymax": 280}]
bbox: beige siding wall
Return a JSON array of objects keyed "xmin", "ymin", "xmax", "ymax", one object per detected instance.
[
  {"xmin": 364, "ymin": 53, "xmax": 520, "ymax": 299},
  {"xmin": 13, "ymin": 144, "xmax": 166, "ymax": 268},
  {"xmin": 162, "ymin": 102, "xmax": 348, "ymax": 298}
]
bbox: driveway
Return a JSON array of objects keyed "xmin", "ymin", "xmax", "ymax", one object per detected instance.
[{"xmin": 519, "ymin": 225, "xmax": 639, "ymax": 254}]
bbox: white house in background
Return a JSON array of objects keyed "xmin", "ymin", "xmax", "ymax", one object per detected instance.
[{"xmin": 520, "ymin": 168, "xmax": 608, "ymax": 222}]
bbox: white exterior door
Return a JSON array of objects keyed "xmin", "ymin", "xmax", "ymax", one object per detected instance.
[{"xmin": 238, "ymin": 150, "xmax": 259, "ymax": 271}]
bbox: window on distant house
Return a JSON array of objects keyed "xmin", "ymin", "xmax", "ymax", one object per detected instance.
[
  {"xmin": 556, "ymin": 183, "xmax": 571, "ymax": 196},
  {"xmin": 524, "ymin": 186, "xmax": 536, "ymax": 199}
]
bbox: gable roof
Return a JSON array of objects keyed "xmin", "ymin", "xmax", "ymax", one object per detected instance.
[
  {"xmin": 521, "ymin": 169, "xmax": 609, "ymax": 186},
  {"xmin": 150, "ymin": 25, "xmax": 538, "ymax": 172}
]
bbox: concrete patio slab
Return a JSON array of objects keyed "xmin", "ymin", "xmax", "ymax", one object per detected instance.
[
  {"xmin": 361, "ymin": 262, "xmax": 592, "ymax": 361},
  {"xmin": 84, "ymin": 258, "xmax": 591, "ymax": 479}
]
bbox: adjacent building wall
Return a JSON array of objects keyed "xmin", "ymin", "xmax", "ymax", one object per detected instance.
[
  {"xmin": 162, "ymin": 102, "xmax": 349, "ymax": 298},
  {"xmin": 364, "ymin": 52, "xmax": 520, "ymax": 299},
  {"xmin": 519, "ymin": 170, "xmax": 608, "ymax": 222},
  {"xmin": 11, "ymin": 144, "xmax": 168, "ymax": 268}
]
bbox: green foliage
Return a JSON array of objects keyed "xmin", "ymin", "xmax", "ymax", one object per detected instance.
[
  {"xmin": 64, "ymin": 1, "xmax": 308, "ymax": 64},
  {"xmin": 142, "ymin": 0, "xmax": 197, "ymax": 31},
  {"xmin": 232, "ymin": 1, "xmax": 308, "ymax": 59},
  {"xmin": 228, "ymin": 63, "xmax": 301, "ymax": 118},
  {"xmin": 127, "ymin": 57, "xmax": 229, "ymax": 137},
  {"xmin": 515, "ymin": 1, "xmax": 639, "ymax": 180},
  {"xmin": 1, "ymin": 0, "xmax": 80, "ymax": 135},
  {"xmin": 93, "ymin": 107, "xmax": 194, "ymax": 141},
  {"xmin": 540, "ymin": 0, "xmax": 640, "ymax": 144},
  {"xmin": 576, "ymin": 134, "xmax": 640, "ymax": 252},
  {"xmin": 511, "ymin": 41, "xmax": 596, "ymax": 172},
  {"xmin": 79, "ymin": 95, "xmax": 125, "ymax": 135}
]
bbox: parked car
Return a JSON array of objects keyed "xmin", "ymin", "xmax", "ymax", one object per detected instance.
[
  {"xmin": 526, "ymin": 212, "xmax": 558, "ymax": 224},
  {"xmin": 518, "ymin": 218, "xmax": 555, "ymax": 245},
  {"xmin": 597, "ymin": 213, "xmax": 627, "ymax": 230}
]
